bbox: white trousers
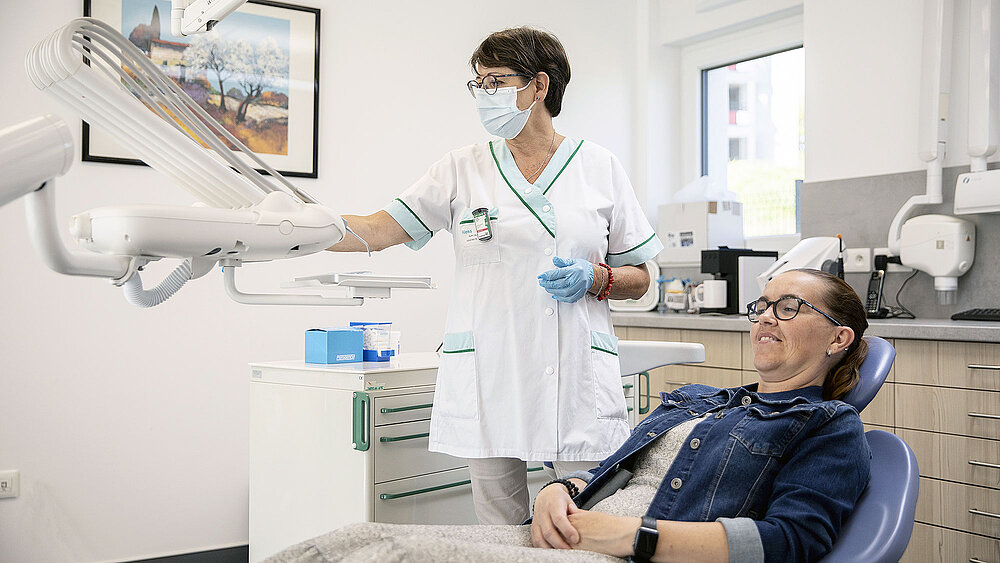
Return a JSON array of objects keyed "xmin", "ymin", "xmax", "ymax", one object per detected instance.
[{"xmin": 465, "ymin": 458, "xmax": 600, "ymax": 525}]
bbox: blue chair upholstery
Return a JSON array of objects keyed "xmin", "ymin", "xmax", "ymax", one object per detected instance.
[{"xmin": 820, "ymin": 336, "xmax": 920, "ymax": 563}]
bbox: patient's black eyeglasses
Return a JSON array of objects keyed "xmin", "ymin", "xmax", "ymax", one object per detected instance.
[{"xmin": 746, "ymin": 296, "xmax": 843, "ymax": 326}]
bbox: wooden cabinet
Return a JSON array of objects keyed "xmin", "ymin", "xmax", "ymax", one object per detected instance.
[
  {"xmin": 614, "ymin": 321, "xmax": 999, "ymax": 561},
  {"xmin": 902, "ymin": 522, "xmax": 1000, "ymax": 563}
]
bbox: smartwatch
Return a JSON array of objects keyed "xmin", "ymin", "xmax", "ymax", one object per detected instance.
[{"xmin": 630, "ymin": 515, "xmax": 659, "ymax": 563}]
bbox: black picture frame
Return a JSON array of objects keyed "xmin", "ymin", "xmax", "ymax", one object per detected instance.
[{"xmin": 82, "ymin": 0, "xmax": 320, "ymax": 178}]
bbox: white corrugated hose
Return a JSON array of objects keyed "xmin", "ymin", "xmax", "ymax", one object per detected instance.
[{"xmin": 123, "ymin": 260, "xmax": 193, "ymax": 308}]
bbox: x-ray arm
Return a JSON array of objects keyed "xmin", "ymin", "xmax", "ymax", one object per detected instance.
[{"xmin": 171, "ymin": 0, "xmax": 247, "ymax": 36}]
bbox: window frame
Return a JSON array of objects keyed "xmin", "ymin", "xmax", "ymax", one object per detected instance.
[{"xmin": 680, "ymin": 14, "xmax": 803, "ymax": 252}]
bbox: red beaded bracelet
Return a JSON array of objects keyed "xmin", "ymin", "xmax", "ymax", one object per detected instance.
[{"xmin": 596, "ymin": 263, "xmax": 614, "ymax": 301}]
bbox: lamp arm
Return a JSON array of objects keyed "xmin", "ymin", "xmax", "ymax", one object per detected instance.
[{"xmin": 24, "ymin": 181, "xmax": 133, "ymax": 280}]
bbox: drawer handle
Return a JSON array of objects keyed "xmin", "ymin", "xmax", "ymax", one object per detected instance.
[
  {"xmin": 639, "ymin": 371, "xmax": 650, "ymax": 415},
  {"xmin": 622, "ymin": 383, "xmax": 634, "ymax": 390},
  {"xmin": 969, "ymin": 559, "xmax": 989, "ymax": 563},
  {"xmin": 968, "ymin": 412, "xmax": 1000, "ymax": 420},
  {"xmin": 969, "ymin": 460, "xmax": 1000, "ymax": 470},
  {"xmin": 380, "ymin": 432, "xmax": 430, "ymax": 443},
  {"xmin": 352, "ymin": 392, "xmax": 370, "ymax": 452},
  {"xmin": 967, "ymin": 364, "xmax": 1000, "ymax": 371},
  {"xmin": 380, "ymin": 403, "xmax": 433, "ymax": 414},
  {"xmin": 527, "ymin": 466, "xmax": 545, "ymax": 473},
  {"xmin": 380, "ymin": 479, "xmax": 471, "ymax": 500},
  {"xmin": 968, "ymin": 508, "xmax": 1000, "ymax": 520}
]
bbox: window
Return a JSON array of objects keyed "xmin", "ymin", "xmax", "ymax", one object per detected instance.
[{"xmin": 702, "ymin": 47, "xmax": 804, "ymax": 239}]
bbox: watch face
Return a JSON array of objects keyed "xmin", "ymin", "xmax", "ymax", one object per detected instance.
[{"xmin": 634, "ymin": 524, "xmax": 658, "ymax": 560}]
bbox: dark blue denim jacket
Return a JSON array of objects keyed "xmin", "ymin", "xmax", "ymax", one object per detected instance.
[{"xmin": 573, "ymin": 383, "xmax": 871, "ymax": 562}]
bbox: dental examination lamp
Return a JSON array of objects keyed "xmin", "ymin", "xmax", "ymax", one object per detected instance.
[
  {"xmin": 2, "ymin": 17, "xmax": 429, "ymax": 308},
  {"xmin": 171, "ymin": 0, "xmax": 247, "ymax": 36},
  {"xmin": 756, "ymin": 236, "xmax": 842, "ymax": 291}
]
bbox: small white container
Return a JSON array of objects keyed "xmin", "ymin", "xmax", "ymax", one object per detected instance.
[{"xmin": 349, "ymin": 321, "xmax": 393, "ymax": 361}]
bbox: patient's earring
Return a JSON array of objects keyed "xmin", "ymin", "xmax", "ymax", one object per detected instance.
[{"xmin": 827, "ymin": 348, "xmax": 833, "ymax": 357}]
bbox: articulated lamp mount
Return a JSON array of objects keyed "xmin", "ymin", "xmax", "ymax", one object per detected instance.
[{"xmin": 2, "ymin": 18, "xmax": 430, "ymax": 308}]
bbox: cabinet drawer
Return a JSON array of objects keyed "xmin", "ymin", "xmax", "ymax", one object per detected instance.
[
  {"xmin": 653, "ymin": 365, "xmax": 742, "ymax": 394},
  {"xmin": 373, "ymin": 420, "xmax": 463, "ymax": 483},
  {"xmin": 895, "ymin": 384, "xmax": 1000, "ymax": 440},
  {"xmin": 741, "ymin": 370, "xmax": 758, "ymax": 386},
  {"xmin": 859, "ymin": 381, "xmax": 894, "ymax": 428},
  {"xmin": 625, "ymin": 327, "xmax": 680, "ymax": 343},
  {"xmin": 679, "ymin": 330, "xmax": 741, "ymax": 369},
  {"xmin": 741, "ymin": 333, "xmax": 754, "ymax": 371},
  {"xmin": 916, "ymin": 477, "xmax": 1000, "ymax": 539},
  {"xmin": 899, "ymin": 428, "xmax": 1000, "ymax": 489},
  {"xmin": 374, "ymin": 391, "xmax": 435, "ymax": 426},
  {"xmin": 902, "ymin": 521, "xmax": 1000, "ymax": 563},
  {"xmin": 374, "ymin": 467, "xmax": 477, "ymax": 525},
  {"xmin": 895, "ymin": 340, "xmax": 1000, "ymax": 391}
]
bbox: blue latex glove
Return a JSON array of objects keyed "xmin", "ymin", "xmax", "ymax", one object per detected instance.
[{"xmin": 537, "ymin": 256, "xmax": 594, "ymax": 303}]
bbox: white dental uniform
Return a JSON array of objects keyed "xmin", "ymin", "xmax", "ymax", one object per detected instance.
[{"xmin": 384, "ymin": 137, "xmax": 662, "ymax": 461}]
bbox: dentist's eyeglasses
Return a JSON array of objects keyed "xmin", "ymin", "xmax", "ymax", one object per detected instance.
[
  {"xmin": 746, "ymin": 296, "xmax": 843, "ymax": 326},
  {"xmin": 467, "ymin": 73, "xmax": 534, "ymax": 96}
]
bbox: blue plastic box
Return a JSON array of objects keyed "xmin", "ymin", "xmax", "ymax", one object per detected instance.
[{"xmin": 304, "ymin": 327, "xmax": 363, "ymax": 364}]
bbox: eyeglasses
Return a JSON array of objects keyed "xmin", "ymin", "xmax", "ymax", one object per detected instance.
[
  {"xmin": 746, "ymin": 296, "xmax": 843, "ymax": 326},
  {"xmin": 467, "ymin": 73, "xmax": 534, "ymax": 96}
]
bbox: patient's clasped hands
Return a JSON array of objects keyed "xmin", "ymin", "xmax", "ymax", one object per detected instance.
[{"xmin": 529, "ymin": 482, "xmax": 639, "ymax": 557}]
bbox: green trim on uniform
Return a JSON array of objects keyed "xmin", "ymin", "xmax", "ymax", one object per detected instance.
[
  {"xmin": 384, "ymin": 198, "xmax": 434, "ymax": 251},
  {"xmin": 606, "ymin": 233, "xmax": 664, "ymax": 268},
  {"xmin": 543, "ymin": 140, "xmax": 584, "ymax": 195},
  {"xmin": 590, "ymin": 330, "xmax": 620, "ymax": 356},
  {"xmin": 442, "ymin": 331, "xmax": 476, "ymax": 353},
  {"xmin": 395, "ymin": 198, "xmax": 432, "ymax": 234},
  {"xmin": 608, "ymin": 233, "xmax": 657, "ymax": 255},
  {"xmin": 490, "ymin": 141, "xmax": 555, "ymax": 238}
]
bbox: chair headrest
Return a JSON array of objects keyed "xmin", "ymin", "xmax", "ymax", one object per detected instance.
[{"xmin": 842, "ymin": 336, "xmax": 895, "ymax": 413}]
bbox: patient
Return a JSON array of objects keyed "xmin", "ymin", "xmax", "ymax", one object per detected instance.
[{"xmin": 267, "ymin": 269, "xmax": 871, "ymax": 563}]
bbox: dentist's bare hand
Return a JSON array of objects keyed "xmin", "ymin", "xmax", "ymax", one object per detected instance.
[{"xmin": 530, "ymin": 483, "xmax": 582, "ymax": 549}]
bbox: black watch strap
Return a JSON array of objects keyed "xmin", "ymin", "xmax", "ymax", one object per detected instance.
[{"xmin": 630, "ymin": 515, "xmax": 659, "ymax": 563}]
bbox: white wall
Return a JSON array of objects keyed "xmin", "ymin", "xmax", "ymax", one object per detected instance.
[
  {"xmin": 0, "ymin": 1, "xmax": 638, "ymax": 560},
  {"xmin": 805, "ymin": 0, "xmax": 990, "ymax": 182}
]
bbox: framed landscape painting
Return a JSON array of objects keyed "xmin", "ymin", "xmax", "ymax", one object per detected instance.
[{"xmin": 83, "ymin": 0, "xmax": 320, "ymax": 177}]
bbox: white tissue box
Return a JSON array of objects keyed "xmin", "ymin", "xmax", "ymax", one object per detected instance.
[{"xmin": 657, "ymin": 201, "xmax": 744, "ymax": 265}]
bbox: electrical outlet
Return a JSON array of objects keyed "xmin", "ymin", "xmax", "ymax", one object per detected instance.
[
  {"xmin": 0, "ymin": 470, "xmax": 19, "ymax": 499},
  {"xmin": 843, "ymin": 248, "xmax": 871, "ymax": 273},
  {"xmin": 873, "ymin": 247, "xmax": 913, "ymax": 273}
]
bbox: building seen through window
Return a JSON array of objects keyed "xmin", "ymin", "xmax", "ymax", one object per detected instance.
[{"xmin": 703, "ymin": 47, "xmax": 804, "ymax": 238}]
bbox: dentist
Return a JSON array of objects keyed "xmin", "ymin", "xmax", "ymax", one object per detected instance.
[{"xmin": 327, "ymin": 26, "xmax": 662, "ymax": 525}]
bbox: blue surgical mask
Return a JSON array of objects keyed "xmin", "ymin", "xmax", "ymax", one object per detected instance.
[{"xmin": 474, "ymin": 82, "xmax": 537, "ymax": 139}]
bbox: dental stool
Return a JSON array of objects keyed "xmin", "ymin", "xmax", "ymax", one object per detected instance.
[{"xmin": 821, "ymin": 336, "xmax": 919, "ymax": 562}]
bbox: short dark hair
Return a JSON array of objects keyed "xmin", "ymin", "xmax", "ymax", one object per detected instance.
[
  {"xmin": 791, "ymin": 269, "xmax": 870, "ymax": 400},
  {"xmin": 469, "ymin": 26, "xmax": 571, "ymax": 117}
]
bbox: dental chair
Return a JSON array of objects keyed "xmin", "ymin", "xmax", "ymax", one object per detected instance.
[{"xmin": 821, "ymin": 336, "xmax": 919, "ymax": 563}]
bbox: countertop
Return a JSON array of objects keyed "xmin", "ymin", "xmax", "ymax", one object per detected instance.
[{"xmin": 612, "ymin": 311, "xmax": 1000, "ymax": 343}]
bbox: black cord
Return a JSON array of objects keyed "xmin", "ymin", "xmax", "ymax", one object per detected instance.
[{"xmin": 888, "ymin": 270, "xmax": 918, "ymax": 319}]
